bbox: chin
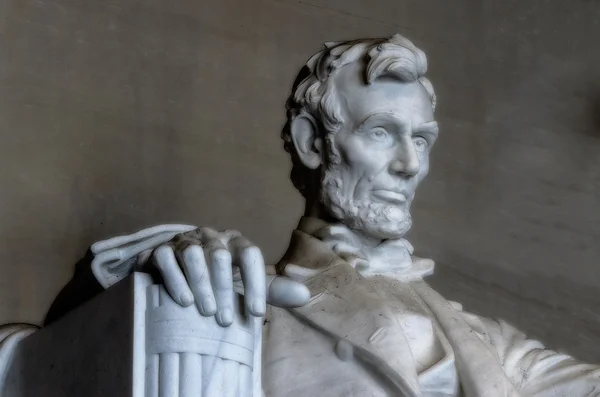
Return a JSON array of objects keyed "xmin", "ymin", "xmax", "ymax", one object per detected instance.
[
  {"xmin": 322, "ymin": 189, "xmax": 413, "ymax": 239},
  {"xmin": 320, "ymin": 168, "xmax": 413, "ymax": 240},
  {"xmin": 360, "ymin": 216, "xmax": 412, "ymax": 240},
  {"xmin": 354, "ymin": 208, "xmax": 413, "ymax": 240}
]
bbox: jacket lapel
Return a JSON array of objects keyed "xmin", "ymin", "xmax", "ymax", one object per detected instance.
[
  {"xmin": 276, "ymin": 219, "xmax": 521, "ymax": 397},
  {"xmin": 412, "ymin": 280, "xmax": 520, "ymax": 397},
  {"xmin": 278, "ymin": 230, "xmax": 421, "ymax": 397}
]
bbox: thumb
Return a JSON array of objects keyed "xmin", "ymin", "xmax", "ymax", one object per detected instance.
[{"xmin": 265, "ymin": 275, "xmax": 310, "ymax": 308}]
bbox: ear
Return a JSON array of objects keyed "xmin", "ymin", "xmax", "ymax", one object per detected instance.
[{"xmin": 290, "ymin": 114, "xmax": 324, "ymax": 170}]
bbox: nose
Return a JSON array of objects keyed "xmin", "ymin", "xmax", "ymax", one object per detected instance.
[{"xmin": 389, "ymin": 142, "xmax": 420, "ymax": 177}]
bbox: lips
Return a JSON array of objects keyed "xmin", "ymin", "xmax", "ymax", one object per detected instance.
[{"xmin": 371, "ymin": 190, "xmax": 408, "ymax": 204}]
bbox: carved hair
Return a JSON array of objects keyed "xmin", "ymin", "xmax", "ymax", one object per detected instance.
[{"xmin": 281, "ymin": 34, "xmax": 436, "ymax": 198}]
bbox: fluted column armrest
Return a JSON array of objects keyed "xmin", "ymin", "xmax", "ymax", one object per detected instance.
[{"xmin": 1, "ymin": 273, "xmax": 261, "ymax": 397}]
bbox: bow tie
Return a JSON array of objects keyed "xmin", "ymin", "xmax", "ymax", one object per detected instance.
[{"xmin": 312, "ymin": 224, "xmax": 434, "ymax": 281}]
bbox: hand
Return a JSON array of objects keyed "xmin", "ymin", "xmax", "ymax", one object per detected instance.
[{"xmin": 150, "ymin": 227, "xmax": 310, "ymax": 326}]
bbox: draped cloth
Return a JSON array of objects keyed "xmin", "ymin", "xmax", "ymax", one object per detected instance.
[{"xmin": 0, "ymin": 324, "xmax": 38, "ymax": 387}]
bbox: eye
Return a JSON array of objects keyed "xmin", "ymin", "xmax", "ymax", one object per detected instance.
[
  {"xmin": 413, "ymin": 136, "xmax": 429, "ymax": 152},
  {"xmin": 366, "ymin": 127, "xmax": 390, "ymax": 143}
]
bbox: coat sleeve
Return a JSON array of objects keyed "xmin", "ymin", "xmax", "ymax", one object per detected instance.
[
  {"xmin": 0, "ymin": 324, "xmax": 39, "ymax": 384},
  {"xmin": 45, "ymin": 224, "xmax": 197, "ymax": 325},
  {"xmin": 463, "ymin": 312, "xmax": 600, "ymax": 396}
]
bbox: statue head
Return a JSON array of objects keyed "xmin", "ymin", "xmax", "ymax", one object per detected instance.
[{"xmin": 281, "ymin": 34, "xmax": 439, "ymax": 240}]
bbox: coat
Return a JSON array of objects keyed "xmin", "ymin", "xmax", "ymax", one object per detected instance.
[{"xmin": 260, "ymin": 223, "xmax": 600, "ymax": 397}]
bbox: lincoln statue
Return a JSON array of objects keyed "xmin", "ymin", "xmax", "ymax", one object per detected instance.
[{"xmin": 2, "ymin": 34, "xmax": 600, "ymax": 397}]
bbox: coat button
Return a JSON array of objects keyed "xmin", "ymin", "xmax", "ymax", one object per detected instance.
[{"xmin": 335, "ymin": 339, "xmax": 353, "ymax": 361}]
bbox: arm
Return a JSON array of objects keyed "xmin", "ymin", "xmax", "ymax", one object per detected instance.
[
  {"xmin": 45, "ymin": 224, "xmax": 309, "ymax": 326},
  {"xmin": 44, "ymin": 224, "xmax": 196, "ymax": 325},
  {"xmin": 471, "ymin": 314, "xmax": 600, "ymax": 396}
]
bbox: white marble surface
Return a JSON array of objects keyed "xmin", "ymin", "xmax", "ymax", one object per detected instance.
[{"xmin": 2, "ymin": 273, "xmax": 261, "ymax": 397}]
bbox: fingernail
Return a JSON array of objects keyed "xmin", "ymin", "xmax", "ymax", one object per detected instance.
[
  {"xmin": 180, "ymin": 292, "xmax": 194, "ymax": 306},
  {"xmin": 201, "ymin": 298, "xmax": 217, "ymax": 314},
  {"xmin": 251, "ymin": 300, "xmax": 266, "ymax": 315},
  {"xmin": 219, "ymin": 308, "xmax": 233, "ymax": 325}
]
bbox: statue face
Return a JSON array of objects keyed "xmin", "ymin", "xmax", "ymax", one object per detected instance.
[{"xmin": 319, "ymin": 62, "xmax": 438, "ymax": 239}]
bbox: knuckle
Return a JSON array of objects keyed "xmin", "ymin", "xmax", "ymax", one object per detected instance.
[
  {"xmin": 215, "ymin": 285, "xmax": 233, "ymax": 294},
  {"xmin": 204, "ymin": 240, "xmax": 224, "ymax": 252},
  {"xmin": 197, "ymin": 226, "xmax": 216, "ymax": 236},
  {"xmin": 186, "ymin": 228, "xmax": 204, "ymax": 241},
  {"xmin": 223, "ymin": 229, "xmax": 242, "ymax": 238},
  {"xmin": 173, "ymin": 235, "xmax": 198, "ymax": 251},
  {"xmin": 172, "ymin": 231, "xmax": 187, "ymax": 242},
  {"xmin": 194, "ymin": 275, "xmax": 211, "ymax": 287}
]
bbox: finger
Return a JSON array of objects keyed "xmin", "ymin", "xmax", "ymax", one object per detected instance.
[
  {"xmin": 153, "ymin": 245, "xmax": 194, "ymax": 307},
  {"xmin": 201, "ymin": 228, "xmax": 234, "ymax": 326},
  {"xmin": 266, "ymin": 275, "xmax": 310, "ymax": 308},
  {"xmin": 180, "ymin": 245, "xmax": 217, "ymax": 316},
  {"xmin": 229, "ymin": 236, "xmax": 266, "ymax": 317}
]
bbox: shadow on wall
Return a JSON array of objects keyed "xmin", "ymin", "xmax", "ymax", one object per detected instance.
[{"xmin": 587, "ymin": 92, "xmax": 600, "ymax": 138}]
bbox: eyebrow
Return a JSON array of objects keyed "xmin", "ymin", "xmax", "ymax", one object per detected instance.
[{"xmin": 412, "ymin": 121, "xmax": 439, "ymax": 135}]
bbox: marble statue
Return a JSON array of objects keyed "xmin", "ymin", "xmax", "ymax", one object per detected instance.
[{"xmin": 2, "ymin": 33, "xmax": 600, "ymax": 397}]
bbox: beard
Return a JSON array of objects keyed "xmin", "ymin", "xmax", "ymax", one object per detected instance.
[{"xmin": 319, "ymin": 165, "xmax": 413, "ymax": 240}]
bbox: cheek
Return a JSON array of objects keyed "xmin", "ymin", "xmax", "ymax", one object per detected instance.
[
  {"xmin": 352, "ymin": 155, "xmax": 394, "ymax": 199},
  {"xmin": 346, "ymin": 139, "xmax": 392, "ymax": 171},
  {"xmin": 415, "ymin": 154, "xmax": 430, "ymax": 182},
  {"xmin": 349, "ymin": 153, "xmax": 391, "ymax": 189},
  {"xmin": 337, "ymin": 138, "xmax": 384, "ymax": 176},
  {"xmin": 333, "ymin": 141, "xmax": 384, "ymax": 198}
]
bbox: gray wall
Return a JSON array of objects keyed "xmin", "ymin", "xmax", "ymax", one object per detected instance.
[{"xmin": 1, "ymin": 0, "xmax": 600, "ymax": 361}]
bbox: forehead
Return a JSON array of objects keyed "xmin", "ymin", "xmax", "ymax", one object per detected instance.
[{"xmin": 333, "ymin": 62, "xmax": 434, "ymax": 127}]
